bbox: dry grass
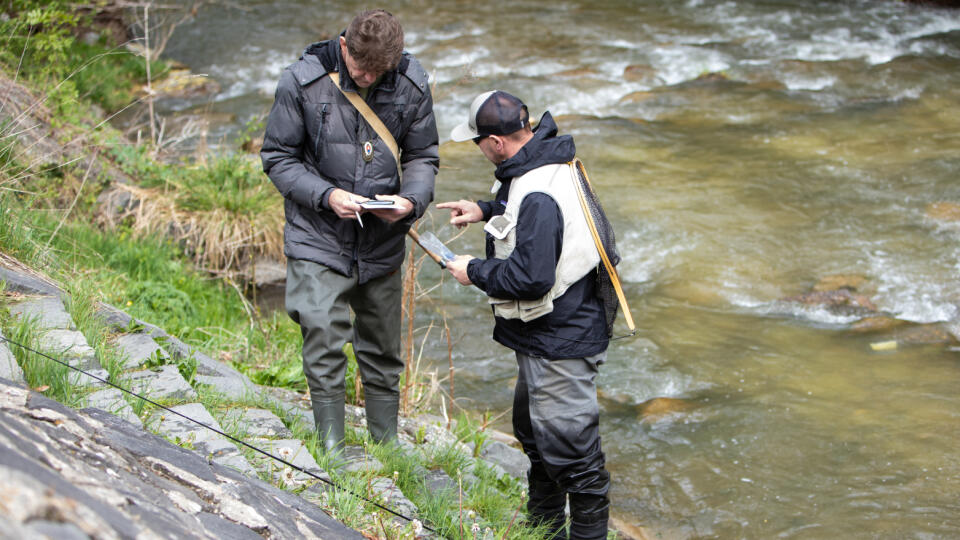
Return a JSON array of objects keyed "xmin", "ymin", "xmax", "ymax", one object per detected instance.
[{"xmin": 100, "ymin": 180, "xmax": 284, "ymax": 277}]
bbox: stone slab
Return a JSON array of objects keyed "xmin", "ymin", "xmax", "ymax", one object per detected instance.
[
  {"xmin": 369, "ymin": 477, "xmax": 418, "ymax": 523},
  {"xmin": 0, "ymin": 333, "xmax": 24, "ymax": 384},
  {"xmin": 42, "ymin": 329, "xmax": 99, "ymax": 370},
  {"xmin": 149, "ymin": 403, "xmax": 254, "ymax": 476},
  {"xmin": 0, "ymin": 266, "xmax": 61, "ymax": 296},
  {"xmin": 68, "ymin": 368, "xmax": 109, "ymax": 389},
  {"xmin": 193, "ymin": 350, "xmax": 245, "ymax": 379},
  {"xmin": 339, "ymin": 445, "xmax": 383, "ymax": 474},
  {"xmin": 194, "ymin": 373, "xmax": 257, "ymax": 401},
  {"xmin": 250, "ymin": 438, "xmax": 328, "ymax": 483},
  {"xmin": 8, "ymin": 296, "xmax": 74, "ymax": 330},
  {"xmin": 126, "ymin": 364, "xmax": 197, "ymax": 401},
  {"xmin": 424, "ymin": 469, "xmax": 458, "ymax": 495},
  {"xmin": 478, "ymin": 439, "xmax": 529, "ymax": 479},
  {"xmin": 83, "ymin": 388, "xmax": 141, "ymax": 427},
  {"xmin": 114, "ymin": 332, "xmax": 167, "ymax": 370},
  {"xmin": 222, "ymin": 408, "xmax": 293, "ymax": 439}
]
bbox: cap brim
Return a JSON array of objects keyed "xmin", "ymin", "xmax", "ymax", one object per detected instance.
[{"xmin": 450, "ymin": 121, "xmax": 478, "ymax": 142}]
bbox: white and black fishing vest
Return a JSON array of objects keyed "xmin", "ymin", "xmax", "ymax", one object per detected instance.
[{"xmin": 483, "ymin": 162, "xmax": 600, "ymax": 321}]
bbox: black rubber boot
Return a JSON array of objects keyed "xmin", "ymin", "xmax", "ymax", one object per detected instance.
[
  {"xmin": 527, "ymin": 462, "xmax": 568, "ymax": 540},
  {"xmin": 528, "ymin": 479, "xmax": 568, "ymax": 539},
  {"xmin": 568, "ymin": 492, "xmax": 609, "ymax": 540},
  {"xmin": 311, "ymin": 393, "xmax": 345, "ymax": 454},
  {"xmin": 364, "ymin": 393, "xmax": 399, "ymax": 444}
]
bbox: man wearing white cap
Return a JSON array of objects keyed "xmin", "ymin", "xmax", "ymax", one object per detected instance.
[{"xmin": 438, "ymin": 91, "xmax": 611, "ymax": 540}]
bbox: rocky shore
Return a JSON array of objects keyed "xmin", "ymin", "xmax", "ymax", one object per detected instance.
[{"xmin": 0, "ymin": 260, "xmax": 534, "ymax": 538}]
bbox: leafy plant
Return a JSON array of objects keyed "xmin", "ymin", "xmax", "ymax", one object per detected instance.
[
  {"xmin": 248, "ymin": 356, "xmax": 305, "ymax": 391},
  {"xmin": 126, "ymin": 280, "xmax": 196, "ymax": 334}
]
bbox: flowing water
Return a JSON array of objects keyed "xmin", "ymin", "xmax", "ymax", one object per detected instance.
[{"xmin": 162, "ymin": 1, "xmax": 960, "ymax": 537}]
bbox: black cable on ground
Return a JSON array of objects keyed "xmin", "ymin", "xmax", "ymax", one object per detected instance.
[{"xmin": 0, "ymin": 335, "xmax": 437, "ymax": 534}]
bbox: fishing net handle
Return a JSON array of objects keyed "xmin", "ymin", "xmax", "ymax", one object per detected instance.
[{"xmin": 571, "ymin": 159, "xmax": 636, "ymax": 332}]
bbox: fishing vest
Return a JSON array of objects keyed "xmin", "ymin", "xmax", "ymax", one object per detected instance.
[{"xmin": 483, "ymin": 162, "xmax": 601, "ymax": 322}]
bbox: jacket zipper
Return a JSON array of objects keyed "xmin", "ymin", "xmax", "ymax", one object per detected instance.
[{"xmin": 314, "ymin": 104, "xmax": 327, "ymax": 158}]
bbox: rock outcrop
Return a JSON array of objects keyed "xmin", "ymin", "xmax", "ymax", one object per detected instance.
[
  {"xmin": 0, "ymin": 377, "xmax": 362, "ymax": 539},
  {"xmin": 1, "ymin": 259, "xmax": 534, "ymax": 537}
]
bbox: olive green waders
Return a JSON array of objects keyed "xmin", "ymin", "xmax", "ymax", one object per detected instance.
[{"xmin": 285, "ymin": 259, "xmax": 404, "ymax": 451}]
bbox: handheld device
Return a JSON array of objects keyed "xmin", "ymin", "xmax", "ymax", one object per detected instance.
[{"xmin": 359, "ymin": 200, "xmax": 399, "ymax": 209}]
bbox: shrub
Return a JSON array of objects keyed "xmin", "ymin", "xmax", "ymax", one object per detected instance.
[{"xmin": 126, "ymin": 280, "xmax": 196, "ymax": 333}]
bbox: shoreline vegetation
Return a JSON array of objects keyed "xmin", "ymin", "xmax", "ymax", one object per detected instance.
[{"xmin": 0, "ymin": 2, "xmax": 578, "ymax": 538}]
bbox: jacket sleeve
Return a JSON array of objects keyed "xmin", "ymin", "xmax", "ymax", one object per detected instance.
[
  {"xmin": 260, "ymin": 69, "xmax": 335, "ymax": 211},
  {"xmin": 397, "ymin": 84, "xmax": 439, "ymax": 220},
  {"xmin": 467, "ymin": 193, "xmax": 563, "ymax": 300}
]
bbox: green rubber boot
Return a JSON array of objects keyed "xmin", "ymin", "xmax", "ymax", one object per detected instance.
[
  {"xmin": 364, "ymin": 393, "xmax": 399, "ymax": 444},
  {"xmin": 311, "ymin": 394, "xmax": 345, "ymax": 453}
]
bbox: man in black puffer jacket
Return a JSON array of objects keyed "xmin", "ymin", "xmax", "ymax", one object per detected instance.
[
  {"xmin": 438, "ymin": 91, "xmax": 610, "ymax": 540},
  {"xmin": 261, "ymin": 9, "xmax": 438, "ymax": 452}
]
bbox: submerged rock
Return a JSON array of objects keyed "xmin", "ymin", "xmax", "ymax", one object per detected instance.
[
  {"xmin": 811, "ymin": 274, "xmax": 869, "ymax": 293},
  {"xmin": 638, "ymin": 397, "xmax": 695, "ymax": 422},
  {"xmin": 926, "ymin": 202, "xmax": 960, "ymax": 222},
  {"xmin": 783, "ymin": 288, "xmax": 879, "ymax": 317},
  {"xmin": 850, "ymin": 316, "xmax": 907, "ymax": 333},
  {"xmin": 623, "ymin": 64, "xmax": 658, "ymax": 84},
  {"xmin": 619, "ymin": 91, "xmax": 656, "ymax": 104},
  {"xmin": 782, "ymin": 274, "xmax": 880, "ymax": 318},
  {"xmin": 892, "ymin": 323, "xmax": 960, "ymax": 346},
  {"xmin": 552, "ymin": 67, "xmax": 601, "ymax": 78}
]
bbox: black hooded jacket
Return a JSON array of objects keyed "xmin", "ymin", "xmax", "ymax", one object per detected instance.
[
  {"xmin": 261, "ymin": 38, "xmax": 439, "ymax": 284},
  {"xmin": 466, "ymin": 113, "xmax": 608, "ymax": 359}
]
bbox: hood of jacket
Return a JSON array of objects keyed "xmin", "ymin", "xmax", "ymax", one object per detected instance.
[{"xmin": 494, "ymin": 112, "xmax": 576, "ymax": 182}]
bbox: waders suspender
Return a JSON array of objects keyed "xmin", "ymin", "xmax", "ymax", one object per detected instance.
[
  {"xmin": 570, "ymin": 158, "xmax": 636, "ymax": 332},
  {"xmin": 329, "ymin": 71, "xmax": 450, "ymax": 266}
]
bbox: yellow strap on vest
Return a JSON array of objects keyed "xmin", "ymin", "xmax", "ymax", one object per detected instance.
[
  {"xmin": 328, "ymin": 71, "xmax": 401, "ymax": 172},
  {"xmin": 570, "ymin": 159, "xmax": 636, "ymax": 332}
]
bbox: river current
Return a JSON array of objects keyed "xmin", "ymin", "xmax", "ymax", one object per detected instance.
[{"xmin": 163, "ymin": 1, "xmax": 960, "ymax": 537}]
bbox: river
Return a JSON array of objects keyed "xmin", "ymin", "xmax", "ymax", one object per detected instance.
[{"xmin": 162, "ymin": 1, "xmax": 960, "ymax": 537}]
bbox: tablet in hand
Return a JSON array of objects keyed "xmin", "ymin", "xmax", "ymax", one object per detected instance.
[{"xmin": 359, "ymin": 200, "xmax": 399, "ymax": 209}]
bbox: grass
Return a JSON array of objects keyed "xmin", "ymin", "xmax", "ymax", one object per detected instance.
[{"xmin": 0, "ymin": 311, "xmax": 78, "ymax": 405}]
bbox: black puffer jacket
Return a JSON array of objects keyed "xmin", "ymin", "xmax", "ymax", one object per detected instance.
[
  {"xmin": 261, "ymin": 38, "xmax": 439, "ymax": 284},
  {"xmin": 467, "ymin": 113, "xmax": 608, "ymax": 359}
]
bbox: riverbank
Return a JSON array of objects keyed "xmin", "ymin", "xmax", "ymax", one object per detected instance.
[
  {"xmin": 1, "ymin": 256, "xmax": 546, "ymax": 538},
  {"xmin": 0, "ymin": 4, "xmax": 652, "ymax": 536},
  {"xmin": 0, "ymin": 3, "xmax": 544, "ymax": 536}
]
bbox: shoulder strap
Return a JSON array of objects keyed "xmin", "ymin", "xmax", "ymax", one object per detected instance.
[
  {"xmin": 328, "ymin": 71, "xmax": 401, "ymax": 172},
  {"xmin": 569, "ymin": 159, "xmax": 636, "ymax": 332}
]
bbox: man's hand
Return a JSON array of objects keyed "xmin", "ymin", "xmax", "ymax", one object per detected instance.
[
  {"xmin": 367, "ymin": 194, "xmax": 414, "ymax": 223},
  {"xmin": 436, "ymin": 200, "xmax": 483, "ymax": 229},
  {"xmin": 328, "ymin": 188, "xmax": 366, "ymax": 220},
  {"xmin": 446, "ymin": 254, "xmax": 475, "ymax": 286}
]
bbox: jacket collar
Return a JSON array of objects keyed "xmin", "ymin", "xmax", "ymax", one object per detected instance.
[{"xmin": 494, "ymin": 112, "xmax": 576, "ymax": 181}]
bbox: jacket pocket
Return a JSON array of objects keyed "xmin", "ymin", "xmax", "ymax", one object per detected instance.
[{"xmin": 490, "ymin": 296, "xmax": 554, "ymax": 322}]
